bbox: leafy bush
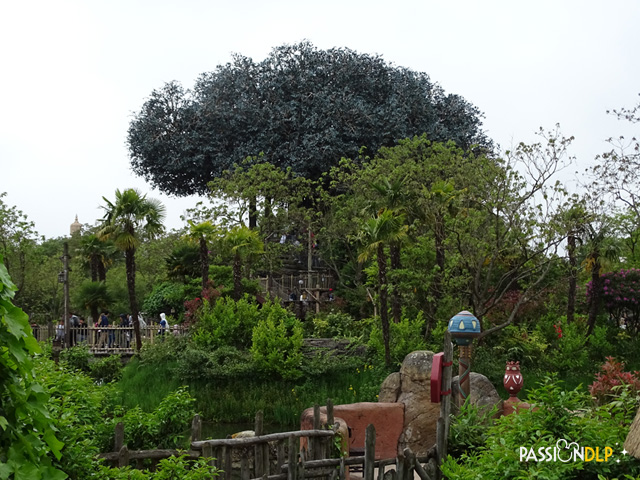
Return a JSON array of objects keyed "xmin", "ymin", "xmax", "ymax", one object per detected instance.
[
  {"xmin": 589, "ymin": 356, "xmax": 640, "ymax": 406},
  {"xmin": 192, "ymin": 296, "xmax": 260, "ymax": 349},
  {"xmin": 142, "ymin": 282, "xmax": 186, "ymax": 319},
  {"xmin": 251, "ymin": 302, "xmax": 304, "ymax": 380},
  {"xmin": 61, "ymin": 342, "xmax": 92, "ymax": 372},
  {"xmin": 99, "ymin": 455, "xmax": 219, "ymax": 479},
  {"xmin": 448, "ymin": 401, "xmax": 498, "ymax": 456},
  {"xmin": 97, "ymin": 386, "xmax": 196, "ymax": 452},
  {"xmin": 309, "ymin": 311, "xmax": 357, "ymax": 338},
  {"xmin": 368, "ymin": 313, "xmax": 427, "ymax": 366},
  {"xmin": 90, "ymin": 355, "xmax": 123, "ymax": 384},
  {"xmin": 0, "ymin": 259, "xmax": 65, "ymax": 480},
  {"xmin": 441, "ymin": 375, "xmax": 640, "ymax": 480}
]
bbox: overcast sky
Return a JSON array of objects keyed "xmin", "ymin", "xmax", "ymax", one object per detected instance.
[{"xmin": 1, "ymin": 0, "xmax": 638, "ymax": 239}]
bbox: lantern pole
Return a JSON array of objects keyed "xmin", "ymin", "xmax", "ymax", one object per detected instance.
[
  {"xmin": 447, "ymin": 310, "xmax": 481, "ymax": 408},
  {"xmin": 458, "ymin": 345, "xmax": 472, "ymax": 404}
]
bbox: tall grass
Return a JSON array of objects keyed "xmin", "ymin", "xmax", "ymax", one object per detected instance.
[
  {"xmin": 118, "ymin": 357, "xmax": 182, "ymax": 411},
  {"xmin": 117, "ymin": 357, "xmax": 388, "ymax": 427}
]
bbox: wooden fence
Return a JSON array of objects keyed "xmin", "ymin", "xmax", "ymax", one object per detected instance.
[
  {"xmin": 33, "ymin": 324, "xmax": 189, "ymax": 354},
  {"xmin": 99, "ymin": 405, "xmax": 443, "ymax": 480}
]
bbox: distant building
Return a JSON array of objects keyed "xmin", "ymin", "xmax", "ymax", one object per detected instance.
[{"xmin": 70, "ymin": 215, "xmax": 82, "ymax": 235}]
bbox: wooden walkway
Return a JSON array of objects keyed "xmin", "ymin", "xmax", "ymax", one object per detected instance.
[{"xmin": 33, "ymin": 324, "xmax": 189, "ymax": 355}]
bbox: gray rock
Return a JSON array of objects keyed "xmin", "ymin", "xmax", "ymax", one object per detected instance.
[
  {"xmin": 451, "ymin": 372, "xmax": 503, "ymax": 415},
  {"xmin": 379, "ymin": 372, "xmax": 401, "ymax": 403}
]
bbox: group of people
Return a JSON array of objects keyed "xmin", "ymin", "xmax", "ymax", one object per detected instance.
[{"xmin": 44, "ymin": 311, "xmax": 174, "ymax": 350}]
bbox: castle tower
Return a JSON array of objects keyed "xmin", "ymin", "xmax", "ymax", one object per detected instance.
[{"xmin": 70, "ymin": 215, "xmax": 82, "ymax": 235}]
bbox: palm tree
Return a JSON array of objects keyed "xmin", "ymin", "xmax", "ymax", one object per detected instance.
[
  {"xmin": 78, "ymin": 234, "xmax": 114, "ymax": 282},
  {"xmin": 187, "ymin": 220, "xmax": 218, "ymax": 291},
  {"xmin": 98, "ymin": 189, "xmax": 165, "ymax": 351},
  {"xmin": 369, "ymin": 177, "xmax": 410, "ymax": 324},
  {"xmin": 74, "ymin": 280, "xmax": 111, "ymax": 324},
  {"xmin": 223, "ymin": 226, "xmax": 264, "ymax": 300},
  {"xmin": 166, "ymin": 243, "xmax": 200, "ymax": 283},
  {"xmin": 358, "ymin": 209, "xmax": 408, "ymax": 366}
]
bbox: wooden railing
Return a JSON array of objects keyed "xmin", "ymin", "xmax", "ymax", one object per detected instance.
[
  {"xmin": 99, "ymin": 404, "xmax": 442, "ymax": 480},
  {"xmin": 32, "ymin": 324, "xmax": 189, "ymax": 354}
]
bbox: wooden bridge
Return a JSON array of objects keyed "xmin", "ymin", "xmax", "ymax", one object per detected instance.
[{"xmin": 32, "ymin": 324, "xmax": 189, "ymax": 355}]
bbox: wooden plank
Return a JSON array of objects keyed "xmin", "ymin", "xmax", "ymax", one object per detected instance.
[
  {"xmin": 193, "ymin": 430, "xmax": 334, "ymax": 449},
  {"xmin": 364, "ymin": 424, "xmax": 376, "ymax": 480}
]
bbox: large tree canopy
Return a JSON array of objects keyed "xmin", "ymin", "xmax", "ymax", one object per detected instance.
[{"xmin": 128, "ymin": 42, "xmax": 491, "ymax": 196}]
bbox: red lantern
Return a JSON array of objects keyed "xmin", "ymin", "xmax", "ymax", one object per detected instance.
[{"xmin": 503, "ymin": 361, "xmax": 523, "ymax": 398}]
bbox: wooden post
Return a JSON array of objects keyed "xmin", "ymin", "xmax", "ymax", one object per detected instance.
[
  {"xmin": 311, "ymin": 404, "xmax": 321, "ymax": 460},
  {"xmin": 241, "ymin": 455, "xmax": 250, "ymax": 480},
  {"xmin": 203, "ymin": 443, "xmax": 214, "ymax": 468},
  {"xmin": 364, "ymin": 424, "xmax": 376, "ymax": 480},
  {"xmin": 326, "ymin": 398, "xmax": 334, "ymax": 428},
  {"xmin": 255, "ymin": 410, "xmax": 264, "ymax": 477},
  {"xmin": 191, "ymin": 414, "xmax": 202, "ymax": 442},
  {"xmin": 118, "ymin": 445, "xmax": 130, "ymax": 468},
  {"xmin": 288, "ymin": 435, "xmax": 299, "ymax": 480},
  {"xmin": 224, "ymin": 446, "xmax": 232, "ymax": 480},
  {"xmin": 62, "ymin": 242, "xmax": 70, "ymax": 348},
  {"xmin": 114, "ymin": 422, "xmax": 125, "ymax": 452},
  {"xmin": 436, "ymin": 330, "xmax": 453, "ymax": 474},
  {"xmin": 402, "ymin": 448, "xmax": 416, "ymax": 480},
  {"xmin": 277, "ymin": 439, "xmax": 286, "ymax": 473}
]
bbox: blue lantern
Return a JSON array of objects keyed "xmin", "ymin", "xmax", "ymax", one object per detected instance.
[{"xmin": 447, "ymin": 310, "xmax": 481, "ymax": 346}]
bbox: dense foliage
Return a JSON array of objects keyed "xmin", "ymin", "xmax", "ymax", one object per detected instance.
[
  {"xmin": 442, "ymin": 376, "xmax": 640, "ymax": 480},
  {"xmin": 127, "ymin": 42, "xmax": 490, "ymax": 196},
  {"xmin": 0, "ymin": 258, "xmax": 65, "ymax": 480}
]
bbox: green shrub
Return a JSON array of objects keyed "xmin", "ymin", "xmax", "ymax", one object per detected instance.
[
  {"xmin": 251, "ymin": 302, "xmax": 304, "ymax": 380},
  {"xmin": 448, "ymin": 401, "xmax": 498, "ymax": 456},
  {"xmin": 90, "ymin": 355, "xmax": 123, "ymax": 384},
  {"xmin": 0, "ymin": 259, "xmax": 65, "ymax": 480},
  {"xmin": 309, "ymin": 311, "xmax": 357, "ymax": 338},
  {"xmin": 142, "ymin": 282, "xmax": 186, "ymax": 319},
  {"xmin": 61, "ymin": 343, "xmax": 92, "ymax": 372},
  {"xmin": 368, "ymin": 312, "xmax": 428, "ymax": 366},
  {"xmin": 99, "ymin": 455, "xmax": 219, "ymax": 479},
  {"xmin": 192, "ymin": 296, "xmax": 260, "ymax": 349},
  {"xmin": 441, "ymin": 375, "xmax": 640, "ymax": 479}
]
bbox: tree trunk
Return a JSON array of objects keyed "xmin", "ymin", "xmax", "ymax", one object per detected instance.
[
  {"xmin": 233, "ymin": 253, "xmax": 242, "ymax": 300},
  {"xmin": 200, "ymin": 237, "xmax": 209, "ymax": 291},
  {"xmin": 426, "ymin": 213, "xmax": 445, "ymax": 337},
  {"xmin": 377, "ymin": 244, "xmax": 391, "ymax": 367},
  {"xmin": 125, "ymin": 247, "xmax": 142, "ymax": 351},
  {"xmin": 90, "ymin": 257, "xmax": 99, "ymax": 282},
  {"xmin": 98, "ymin": 262, "xmax": 106, "ymax": 282},
  {"xmin": 586, "ymin": 253, "xmax": 601, "ymax": 337},
  {"xmin": 390, "ymin": 243, "xmax": 402, "ymax": 324},
  {"xmin": 249, "ymin": 197, "xmax": 257, "ymax": 230},
  {"xmin": 567, "ymin": 233, "xmax": 577, "ymax": 324}
]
